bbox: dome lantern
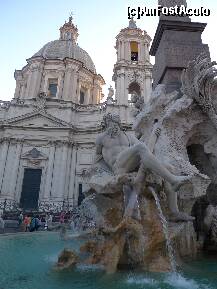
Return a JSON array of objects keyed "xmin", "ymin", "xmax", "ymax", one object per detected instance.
[{"xmin": 59, "ymin": 16, "xmax": 79, "ymax": 43}]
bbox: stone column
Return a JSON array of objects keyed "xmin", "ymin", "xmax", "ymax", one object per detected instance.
[
  {"xmin": 123, "ymin": 77, "xmax": 129, "ymax": 106},
  {"xmin": 43, "ymin": 145, "xmax": 56, "ymax": 199},
  {"xmin": 0, "ymin": 140, "xmax": 9, "ymax": 193},
  {"xmin": 139, "ymin": 43, "xmax": 145, "ymax": 62},
  {"xmin": 1, "ymin": 142, "xmax": 17, "ymax": 198},
  {"xmin": 121, "ymin": 41, "xmax": 125, "ymax": 60},
  {"xmin": 118, "ymin": 72, "xmax": 126, "ymax": 105},
  {"xmin": 116, "ymin": 74, "xmax": 122, "ymax": 105},
  {"xmin": 143, "ymin": 74, "xmax": 152, "ymax": 103},
  {"xmin": 57, "ymin": 143, "xmax": 69, "ymax": 199},
  {"xmin": 62, "ymin": 65, "xmax": 73, "ymax": 100},
  {"xmin": 139, "ymin": 43, "xmax": 145, "ymax": 63},
  {"xmin": 77, "ymin": 80, "xmax": 81, "ymax": 103},
  {"xmin": 35, "ymin": 64, "xmax": 43, "ymax": 97},
  {"xmin": 9, "ymin": 141, "xmax": 23, "ymax": 199},
  {"xmin": 72, "ymin": 71, "xmax": 78, "ymax": 102},
  {"xmin": 86, "ymin": 87, "xmax": 91, "ymax": 104},
  {"xmin": 58, "ymin": 71, "xmax": 65, "ymax": 99},
  {"xmin": 92, "ymin": 84, "xmax": 98, "ymax": 104},
  {"xmin": 14, "ymin": 82, "xmax": 21, "ymax": 98},
  {"xmin": 145, "ymin": 43, "xmax": 150, "ymax": 61},
  {"xmin": 68, "ymin": 144, "xmax": 78, "ymax": 208},
  {"xmin": 125, "ymin": 41, "xmax": 130, "ymax": 61},
  {"xmin": 50, "ymin": 144, "xmax": 62, "ymax": 200},
  {"xmin": 20, "ymin": 82, "xmax": 25, "ymax": 98},
  {"xmin": 14, "ymin": 71, "xmax": 23, "ymax": 98},
  {"xmin": 117, "ymin": 41, "xmax": 121, "ymax": 61},
  {"xmin": 27, "ymin": 63, "xmax": 43, "ymax": 98},
  {"xmin": 63, "ymin": 144, "xmax": 73, "ymax": 206},
  {"xmin": 138, "ymin": 43, "xmax": 141, "ymax": 63}
]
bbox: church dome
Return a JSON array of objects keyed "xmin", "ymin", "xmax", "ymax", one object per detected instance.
[
  {"xmin": 31, "ymin": 17, "xmax": 96, "ymax": 73},
  {"xmin": 32, "ymin": 40, "xmax": 96, "ymax": 73}
]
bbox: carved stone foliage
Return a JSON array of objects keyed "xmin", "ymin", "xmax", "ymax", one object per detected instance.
[
  {"xmin": 181, "ymin": 53, "xmax": 217, "ymax": 130},
  {"xmin": 126, "ymin": 70, "xmax": 143, "ymax": 85}
]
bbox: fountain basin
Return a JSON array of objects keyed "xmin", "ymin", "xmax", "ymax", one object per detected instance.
[{"xmin": 0, "ymin": 232, "xmax": 216, "ymax": 289}]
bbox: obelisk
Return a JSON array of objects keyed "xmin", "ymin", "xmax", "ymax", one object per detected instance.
[{"xmin": 150, "ymin": 0, "xmax": 210, "ymax": 92}]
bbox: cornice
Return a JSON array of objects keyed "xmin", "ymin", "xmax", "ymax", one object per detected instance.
[{"xmin": 150, "ymin": 20, "xmax": 207, "ymax": 56}]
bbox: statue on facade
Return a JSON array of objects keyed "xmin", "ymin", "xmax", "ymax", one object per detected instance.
[
  {"xmin": 94, "ymin": 112, "xmax": 193, "ymax": 220},
  {"xmin": 106, "ymin": 85, "xmax": 114, "ymax": 104},
  {"xmin": 107, "ymin": 85, "xmax": 114, "ymax": 98}
]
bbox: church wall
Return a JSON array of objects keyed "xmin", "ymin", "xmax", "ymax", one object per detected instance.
[
  {"xmin": 14, "ymin": 57, "xmax": 103, "ymax": 105},
  {"xmin": 0, "ymin": 99, "xmax": 136, "ymax": 212},
  {"xmin": 0, "ymin": 18, "xmax": 149, "ymax": 212}
]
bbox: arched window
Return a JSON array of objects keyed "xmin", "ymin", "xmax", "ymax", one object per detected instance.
[
  {"xmin": 130, "ymin": 41, "xmax": 138, "ymax": 62},
  {"xmin": 128, "ymin": 82, "xmax": 141, "ymax": 103}
]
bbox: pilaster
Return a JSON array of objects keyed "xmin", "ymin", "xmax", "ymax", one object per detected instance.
[
  {"xmin": 0, "ymin": 140, "xmax": 9, "ymax": 193},
  {"xmin": 9, "ymin": 141, "xmax": 23, "ymax": 199},
  {"xmin": 43, "ymin": 145, "xmax": 56, "ymax": 199}
]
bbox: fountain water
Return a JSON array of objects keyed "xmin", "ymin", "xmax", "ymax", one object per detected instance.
[{"xmin": 148, "ymin": 186, "xmax": 177, "ymax": 272}]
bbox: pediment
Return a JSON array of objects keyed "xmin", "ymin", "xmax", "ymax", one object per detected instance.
[
  {"xmin": 21, "ymin": 148, "xmax": 47, "ymax": 160},
  {"xmin": 5, "ymin": 112, "xmax": 71, "ymax": 128}
]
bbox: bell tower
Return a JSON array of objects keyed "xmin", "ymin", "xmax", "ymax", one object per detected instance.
[{"xmin": 113, "ymin": 18, "xmax": 152, "ymax": 106}]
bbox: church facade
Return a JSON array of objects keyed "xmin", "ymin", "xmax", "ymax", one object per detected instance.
[{"xmin": 0, "ymin": 17, "xmax": 152, "ymax": 212}]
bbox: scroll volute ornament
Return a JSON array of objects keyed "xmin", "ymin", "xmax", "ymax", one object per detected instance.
[{"xmin": 181, "ymin": 53, "xmax": 217, "ymax": 129}]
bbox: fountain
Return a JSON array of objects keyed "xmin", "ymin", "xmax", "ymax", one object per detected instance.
[
  {"xmin": 0, "ymin": 54, "xmax": 217, "ymax": 289},
  {"xmin": 55, "ymin": 54, "xmax": 217, "ymax": 276}
]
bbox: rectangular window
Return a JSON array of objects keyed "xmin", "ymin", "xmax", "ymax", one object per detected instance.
[{"xmin": 48, "ymin": 78, "xmax": 58, "ymax": 97}]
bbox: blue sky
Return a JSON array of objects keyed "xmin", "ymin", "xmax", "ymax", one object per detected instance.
[{"xmin": 0, "ymin": 0, "xmax": 216, "ymax": 101}]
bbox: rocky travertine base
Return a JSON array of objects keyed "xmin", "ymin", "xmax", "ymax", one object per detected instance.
[
  {"xmin": 170, "ymin": 221, "xmax": 197, "ymax": 259},
  {"xmin": 55, "ymin": 249, "xmax": 79, "ymax": 270},
  {"xmin": 77, "ymin": 190, "xmax": 197, "ymax": 273}
]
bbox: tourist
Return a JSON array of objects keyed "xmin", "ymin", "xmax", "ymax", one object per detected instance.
[
  {"xmin": 45, "ymin": 213, "xmax": 53, "ymax": 230},
  {"xmin": 30, "ymin": 216, "xmax": 41, "ymax": 232},
  {"xmin": 47, "ymin": 214, "xmax": 53, "ymax": 230},
  {"xmin": 44, "ymin": 214, "xmax": 48, "ymax": 230},
  {"xmin": 23, "ymin": 215, "xmax": 30, "ymax": 232},
  {"xmin": 18, "ymin": 212, "xmax": 23, "ymax": 227},
  {"xmin": 27, "ymin": 216, "xmax": 31, "ymax": 231}
]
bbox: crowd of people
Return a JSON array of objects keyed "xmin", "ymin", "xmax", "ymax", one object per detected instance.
[
  {"xmin": 0, "ymin": 210, "xmax": 94, "ymax": 234},
  {"xmin": 0, "ymin": 211, "xmax": 70, "ymax": 234},
  {"xmin": 18, "ymin": 212, "xmax": 54, "ymax": 232}
]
